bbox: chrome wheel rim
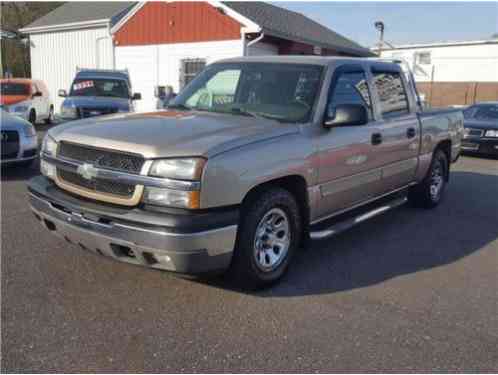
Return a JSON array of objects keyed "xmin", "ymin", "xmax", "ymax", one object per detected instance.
[
  {"xmin": 253, "ymin": 208, "xmax": 291, "ymax": 272},
  {"xmin": 430, "ymin": 161, "xmax": 444, "ymax": 201}
]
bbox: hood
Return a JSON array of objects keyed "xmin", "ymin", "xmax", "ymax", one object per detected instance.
[
  {"xmin": 49, "ymin": 110, "xmax": 299, "ymax": 159},
  {"xmin": 0, "ymin": 95, "xmax": 30, "ymax": 106},
  {"xmin": 0, "ymin": 111, "xmax": 32, "ymax": 131},
  {"xmin": 63, "ymin": 96, "xmax": 130, "ymax": 110},
  {"xmin": 464, "ymin": 119, "xmax": 498, "ymax": 131}
]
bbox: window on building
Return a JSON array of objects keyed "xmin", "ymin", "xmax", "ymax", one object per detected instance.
[
  {"xmin": 180, "ymin": 59, "xmax": 206, "ymax": 89},
  {"xmin": 328, "ymin": 71, "xmax": 373, "ymax": 119},
  {"xmin": 372, "ymin": 71, "xmax": 410, "ymax": 117},
  {"xmin": 417, "ymin": 52, "xmax": 431, "ymax": 65}
]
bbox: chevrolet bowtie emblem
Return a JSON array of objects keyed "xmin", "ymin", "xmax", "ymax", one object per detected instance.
[{"xmin": 77, "ymin": 163, "xmax": 98, "ymax": 180}]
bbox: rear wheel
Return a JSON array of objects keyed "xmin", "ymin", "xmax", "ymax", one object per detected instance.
[
  {"xmin": 229, "ymin": 187, "xmax": 302, "ymax": 289},
  {"xmin": 408, "ymin": 149, "xmax": 448, "ymax": 208}
]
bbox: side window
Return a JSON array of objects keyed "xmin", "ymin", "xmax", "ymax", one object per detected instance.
[
  {"xmin": 31, "ymin": 84, "xmax": 38, "ymax": 95},
  {"xmin": 328, "ymin": 71, "xmax": 372, "ymax": 119},
  {"xmin": 373, "ymin": 71, "xmax": 409, "ymax": 117}
]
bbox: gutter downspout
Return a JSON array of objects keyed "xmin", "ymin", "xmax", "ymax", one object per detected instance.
[
  {"xmin": 95, "ymin": 22, "xmax": 114, "ymax": 69},
  {"xmin": 245, "ymin": 33, "xmax": 264, "ymax": 56}
]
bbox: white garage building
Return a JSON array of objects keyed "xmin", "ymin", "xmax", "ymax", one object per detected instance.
[{"xmin": 20, "ymin": 1, "xmax": 372, "ymax": 113}]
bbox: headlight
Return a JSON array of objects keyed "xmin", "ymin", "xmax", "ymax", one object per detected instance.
[
  {"xmin": 40, "ymin": 159, "xmax": 56, "ymax": 180},
  {"xmin": 143, "ymin": 187, "xmax": 200, "ymax": 209},
  {"xmin": 149, "ymin": 158, "xmax": 205, "ymax": 180},
  {"xmin": 11, "ymin": 105, "xmax": 29, "ymax": 113},
  {"xmin": 485, "ymin": 130, "xmax": 498, "ymax": 137},
  {"xmin": 60, "ymin": 105, "xmax": 78, "ymax": 119},
  {"xmin": 23, "ymin": 123, "xmax": 37, "ymax": 137},
  {"xmin": 41, "ymin": 134, "xmax": 58, "ymax": 156}
]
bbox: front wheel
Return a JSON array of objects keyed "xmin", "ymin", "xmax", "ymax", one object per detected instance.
[
  {"xmin": 408, "ymin": 149, "xmax": 448, "ymax": 208},
  {"xmin": 229, "ymin": 188, "xmax": 302, "ymax": 290}
]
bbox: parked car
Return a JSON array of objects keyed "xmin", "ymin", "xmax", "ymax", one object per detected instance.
[
  {"xmin": 1, "ymin": 110, "xmax": 38, "ymax": 166},
  {"xmin": 58, "ymin": 69, "xmax": 141, "ymax": 120},
  {"xmin": 461, "ymin": 102, "xmax": 498, "ymax": 156},
  {"xmin": 0, "ymin": 78, "xmax": 54, "ymax": 124},
  {"xmin": 28, "ymin": 56, "xmax": 463, "ymax": 289}
]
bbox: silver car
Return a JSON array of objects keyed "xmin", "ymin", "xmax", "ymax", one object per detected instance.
[{"xmin": 1, "ymin": 110, "xmax": 38, "ymax": 166}]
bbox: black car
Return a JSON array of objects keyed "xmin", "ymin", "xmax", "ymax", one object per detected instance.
[{"xmin": 462, "ymin": 102, "xmax": 498, "ymax": 156}]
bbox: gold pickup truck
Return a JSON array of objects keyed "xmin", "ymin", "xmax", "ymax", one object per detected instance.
[{"xmin": 28, "ymin": 56, "xmax": 463, "ymax": 289}]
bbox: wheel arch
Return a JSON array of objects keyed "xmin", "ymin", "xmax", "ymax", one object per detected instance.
[
  {"xmin": 241, "ymin": 174, "xmax": 310, "ymax": 240},
  {"xmin": 435, "ymin": 139, "xmax": 451, "ymax": 181}
]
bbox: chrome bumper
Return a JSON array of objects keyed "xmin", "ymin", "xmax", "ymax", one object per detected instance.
[{"xmin": 29, "ymin": 192, "xmax": 237, "ymax": 274}]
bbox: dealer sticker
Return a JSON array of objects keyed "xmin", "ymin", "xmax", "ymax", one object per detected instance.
[{"xmin": 73, "ymin": 80, "xmax": 94, "ymax": 91}]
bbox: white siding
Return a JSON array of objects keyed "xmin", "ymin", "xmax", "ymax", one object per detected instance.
[
  {"xmin": 29, "ymin": 27, "xmax": 114, "ymax": 111},
  {"xmin": 381, "ymin": 43, "xmax": 498, "ymax": 83},
  {"xmin": 247, "ymin": 42, "xmax": 279, "ymax": 56},
  {"xmin": 116, "ymin": 40, "xmax": 242, "ymax": 112}
]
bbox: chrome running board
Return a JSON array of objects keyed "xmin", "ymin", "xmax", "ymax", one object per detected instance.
[{"xmin": 310, "ymin": 196, "xmax": 408, "ymax": 240}]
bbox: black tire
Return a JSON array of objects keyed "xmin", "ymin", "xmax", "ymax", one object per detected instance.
[
  {"xmin": 229, "ymin": 187, "xmax": 302, "ymax": 290},
  {"xmin": 408, "ymin": 149, "xmax": 448, "ymax": 208},
  {"xmin": 44, "ymin": 106, "xmax": 54, "ymax": 124},
  {"xmin": 29, "ymin": 109, "xmax": 36, "ymax": 125}
]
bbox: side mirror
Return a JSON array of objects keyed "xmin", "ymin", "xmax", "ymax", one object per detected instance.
[
  {"xmin": 324, "ymin": 104, "xmax": 368, "ymax": 128},
  {"xmin": 58, "ymin": 89, "xmax": 67, "ymax": 97},
  {"xmin": 32, "ymin": 91, "xmax": 42, "ymax": 98},
  {"xmin": 132, "ymin": 92, "xmax": 142, "ymax": 100}
]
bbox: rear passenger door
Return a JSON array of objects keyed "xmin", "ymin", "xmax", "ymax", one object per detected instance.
[
  {"xmin": 316, "ymin": 64, "xmax": 386, "ymax": 219},
  {"xmin": 370, "ymin": 67, "xmax": 420, "ymax": 191}
]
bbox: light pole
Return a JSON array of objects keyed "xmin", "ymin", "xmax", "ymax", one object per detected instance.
[{"xmin": 374, "ymin": 21, "xmax": 385, "ymax": 56}]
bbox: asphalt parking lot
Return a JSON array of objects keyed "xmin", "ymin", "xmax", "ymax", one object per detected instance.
[{"xmin": 1, "ymin": 127, "xmax": 497, "ymax": 372}]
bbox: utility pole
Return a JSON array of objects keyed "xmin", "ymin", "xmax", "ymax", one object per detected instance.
[{"xmin": 374, "ymin": 21, "xmax": 385, "ymax": 56}]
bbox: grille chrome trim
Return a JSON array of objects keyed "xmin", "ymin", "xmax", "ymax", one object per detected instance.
[{"xmin": 43, "ymin": 154, "xmax": 201, "ymax": 191}]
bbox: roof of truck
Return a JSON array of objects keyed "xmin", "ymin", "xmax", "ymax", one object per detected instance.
[
  {"xmin": 215, "ymin": 55, "xmax": 391, "ymax": 67},
  {"xmin": 74, "ymin": 70, "xmax": 131, "ymax": 85}
]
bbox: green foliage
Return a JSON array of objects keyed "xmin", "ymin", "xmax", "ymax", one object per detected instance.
[{"xmin": 1, "ymin": 2, "xmax": 63, "ymax": 77}]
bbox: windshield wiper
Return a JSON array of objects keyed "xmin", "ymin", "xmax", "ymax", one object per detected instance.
[{"xmin": 230, "ymin": 107, "xmax": 285, "ymax": 122}]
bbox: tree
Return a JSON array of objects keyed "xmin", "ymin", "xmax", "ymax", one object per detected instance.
[{"xmin": 1, "ymin": 2, "xmax": 63, "ymax": 77}]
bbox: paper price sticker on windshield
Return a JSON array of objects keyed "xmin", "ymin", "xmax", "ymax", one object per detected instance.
[{"xmin": 73, "ymin": 80, "xmax": 94, "ymax": 91}]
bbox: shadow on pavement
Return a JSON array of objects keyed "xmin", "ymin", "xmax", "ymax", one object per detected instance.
[
  {"xmin": 1, "ymin": 158, "xmax": 40, "ymax": 182},
  {"xmin": 203, "ymin": 171, "xmax": 498, "ymax": 297}
]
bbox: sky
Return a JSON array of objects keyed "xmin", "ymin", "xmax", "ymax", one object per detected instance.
[{"xmin": 276, "ymin": 2, "xmax": 498, "ymax": 48}]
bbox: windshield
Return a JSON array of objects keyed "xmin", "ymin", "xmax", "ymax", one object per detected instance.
[
  {"xmin": 0, "ymin": 83, "xmax": 30, "ymax": 96},
  {"xmin": 463, "ymin": 104, "xmax": 498, "ymax": 121},
  {"xmin": 171, "ymin": 63, "xmax": 323, "ymax": 123},
  {"xmin": 69, "ymin": 78, "xmax": 130, "ymax": 98}
]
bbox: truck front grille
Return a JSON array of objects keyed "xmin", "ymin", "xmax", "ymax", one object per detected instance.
[
  {"xmin": 58, "ymin": 142, "xmax": 144, "ymax": 174},
  {"xmin": 80, "ymin": 107, "xmax": 119, "ymax": 118},
  {"xmin": 58, "ymin": 169, "xmax": 136, "ymax": 197},
  {"xmin": 56, "ymin": 142, "xmax": 145, "ymax": 204}
]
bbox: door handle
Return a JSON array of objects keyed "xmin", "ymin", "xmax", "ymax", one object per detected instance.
[
  {"xmin": 371, "ymin": 132, "xmax": 383, "ymax": 145},
  {"xmin": 407, "ymin": 127, "xmax": 416, "ymax": 138}
]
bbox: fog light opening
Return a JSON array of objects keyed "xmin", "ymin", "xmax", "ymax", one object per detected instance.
[
  {"xmin": 142, "ymin": 252, "xmax": 158, "ymax": 265},
  {"xmin": 110, "ymin": 243, "xmax": 136, "ymax": 259}
]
